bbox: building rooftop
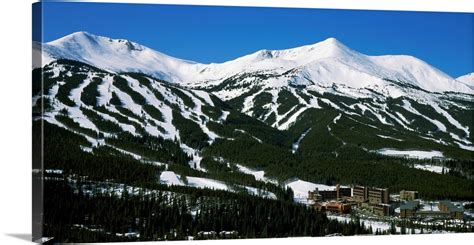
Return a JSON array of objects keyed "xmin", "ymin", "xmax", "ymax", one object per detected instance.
[
  {"xmin": 400, "ymin": 200, "xmax": 419, "ymax": 210},
  {"xmin": 439, "ymin": 200, "xmax": 464, "ymax": 212}
]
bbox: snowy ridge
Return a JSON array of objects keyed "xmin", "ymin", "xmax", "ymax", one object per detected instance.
[{"xmin": 37, "ymin": 32, "xmax": 473, "ymax": 95}]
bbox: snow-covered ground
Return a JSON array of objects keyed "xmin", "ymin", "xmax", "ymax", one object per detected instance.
[
  {"xmin": 159, "ymin": 171, "xmax": 276, "ymax": 199},
  {"xmin": 160, "ymin": 171, "xmax": 184, "ymax": 186},
  {"xmin": 376, "ymin": 148, "xmax": 444, "ymax": 159},
  {"xmin": 327, "ymin": 214, "xmax": 427, "ymax": 234},
  {"xmin": 235, "ymin": 164, "xmax": 277, "ymax": 184},
  {"xmin": 413, "ymin": 164, "xmax": 449, "ymax": 174},
  {"xmin": 327, "ymin": 214, "xmax": 393, "ymax": 233},
  {"xmin": 186, "ymin": 176, "xmax": 229, "ymax": 191},
  {"xmin": 292, "ymin": 128, "xmax": 311, "ymax": 153},
  {"xmin": 402, "ymin": 100, "xmax": 447, "ymax": 132},
  {"xmin": 376, "ymin": 134, "xmax": 403, "ymax": 141}
]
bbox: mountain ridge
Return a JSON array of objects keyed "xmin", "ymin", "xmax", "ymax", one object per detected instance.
[{"xmin": 35, "ymin": 31, "xmax": 473, "ymax": 95}]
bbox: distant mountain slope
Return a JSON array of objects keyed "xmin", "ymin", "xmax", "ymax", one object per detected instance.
[{"xmin": 457, "ymin": 73, "xmax": 474, "ymax": 89}]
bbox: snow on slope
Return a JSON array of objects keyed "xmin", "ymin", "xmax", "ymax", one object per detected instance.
[
  {"xmin": 159, "ymin": 171, "xmax": 184, "ymax": 186},
  {"xmin": 37, "ymin": 31, "xmax": 202, "ymax": 82},
  {"xmin": 36, "ymin": 32, "xmax": 474, "ymax": 95},
  {"xmin": 160, "ymin": 171, "xmax": 276, "ymax": 199},
  {"xmin": 376, "ymin": 148, "xmax": 444, "ymax": 159},
  {"xmin": 457, "ymin": 73, "xmax": 474, "ymax": 89},
  {"xmin": 413, "ymin": 164, "xmax": 449, "ymax": 174},
  {"xmin": 235, "ymin": 164, "xmax": 277, "ymax": 184},
  {"xmin": 401, "ymin": 100, "xmax": 447, "ymax": 132},
  {"xmin": 292, "ymin": 128, "xmax": 312, "ymax": 153}
]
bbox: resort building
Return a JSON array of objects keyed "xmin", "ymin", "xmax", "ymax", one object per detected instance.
[
  {"xmin": 400, "ymin": 201, "xmax": 420, "ymax": 218},
  {"xmin": 400, "ymin": 190, "xmax": 418, "ymax": 201},
  {"xmin": 307, "ymin": 184, "xmax": 352, "ymax": 202},
  {"xmin": 372, "ymin": 203, "xmax": 391, "ymax": 216},
  {"xmin": 439, "ymin": 201, "xmax": 464, "ymax": 219},
  {"xmin": 368, "ymin": 187, "xmax": 389, "ymax": 204},
  {"xmin": 399, "ymin": 200, "xmax": 464, "ymax": 220},
  {"xmin": 353, "ymin": 185, "xmax": 368, "ymax": 203}
]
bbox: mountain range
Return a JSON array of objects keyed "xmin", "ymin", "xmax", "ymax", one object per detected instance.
[
  {"xmin": 34, "ymin": 32, "xmax": 473, "ymax": 94},
  {"xmin": 33, "ymin": 32, "xmax": 474, "ymax": 201}
]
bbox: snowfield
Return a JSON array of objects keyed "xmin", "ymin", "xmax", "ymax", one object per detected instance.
[
  {"xmin": 376, "ymin": 149, "xmax": 444, "ymax": 159},
  {"xmin": 235, "ymin": 164, "xmax": 278, "ymax": 184},
  {"xmin": 36, "ymin": 32, "xmax": 473, "ymax": 95},
  {"xmin": 159, "ymin": 171, "xmax": 184, "ymax": 186},
  {"xmin": 413, "ymin": 164, "xmax": 449, "ymax": 174},
  {"xmin": 159, "ymin": 171, "xmax": 276, "ymax": 199}
]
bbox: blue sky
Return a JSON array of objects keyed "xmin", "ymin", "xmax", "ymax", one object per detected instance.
[{"xmin": 36, "ymin": 2, "xmax": 472, "ymax": 77}]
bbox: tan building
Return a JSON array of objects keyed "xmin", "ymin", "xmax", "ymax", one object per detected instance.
[
  {"xmin": 372, "ymin": 203, "xmax": 391, "ymax": 216},
  {"xmin": 308, "ymin": 190, "xmax": 321, "ymax": 201},
  {"xmin": 400, "ymin": 201, "xmax": 419, "ymax": 218},
  {"xmin": 368, "ymin": 187, "xmax": 389, "ymax": 204},
  {"xmin": 325, "ymin": 202, "xmax": 352, "ymax": 214},
  {"xmin": 439, "ymin": 201, "xmax": 464, "ymax": 219},
  {"xmin": 312, "ymin": 201, "xmax": 353, "ymax": 214},
  {"xmin": 400, "ymin": 190, "xmax": 418, "ymax": 201},
  {"xmin": 353, "ymin": 185, "xmax": 368, "ymax": 203},
  {"xmin": 307, "ymin": 184, "xmax": 352, "ymax": 202}
]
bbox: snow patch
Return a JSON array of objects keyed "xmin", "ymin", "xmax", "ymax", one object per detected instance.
[{"xmin": 376, "ymin": 148, "xmax": 444, "ymax": 159}]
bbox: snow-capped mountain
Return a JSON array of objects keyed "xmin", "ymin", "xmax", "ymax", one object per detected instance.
[
  {"xmin": 33, "ymin": 32, "xmax": 474, "ymax": 160},
  {"xmin": 35, "ymin": 32, "xmax": 473, "ymax": 95}
]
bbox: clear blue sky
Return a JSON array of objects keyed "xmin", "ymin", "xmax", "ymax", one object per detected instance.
[{"xmin": 35, "ymin": 2, "xmax": 473, "ymax": 77}]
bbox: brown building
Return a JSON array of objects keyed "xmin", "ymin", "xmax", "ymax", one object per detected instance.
[
  {"xmin": 439, "ymin": 201, "xmax": 464, "ymax": 219},
  {"xmin": 400, "ymin": 190, "xmax": 418, "ymax": 201},
  {"xmin": 336, "ymin": 185, "xmax": 352, "ymax": 200},
  {"xmin": 308, "ymin": 184, "xmax": 352, "ymax": 202},
  {"xmin": 313, "ymin": 201, "xmax": 352, "ymax": 214},
  {"xmin": 353, "ymin": 185, "xmax": 368, "ymax": 203},
  {"xmin": 308, "ymin": 190, "xmax": 321, "ymax": 201},
  {"xmin": 368, "ymin": 187, "xmax": 389, "ymax": 204},
  {"xmin": 317, "ymin": 190, "xmax": 337, "ymax": 200},
  {"xmin": 325, "ymin": 202, "xmax": 352, "ymax": 214},
  {"xmin": 400, "ymin": 201, "xmax": 419, "ymax": 218},
  {"xmin": 312, "ymin": 202, "xmax": 325, "ymax": 212},
  {"xmin": 372, "ymin": 203, "xmax": 391, "ymax": 216}
]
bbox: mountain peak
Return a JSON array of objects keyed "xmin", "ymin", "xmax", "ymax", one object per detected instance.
[
  {"xmin": 309, "ymin": 37, "xmax": 351, "ymax": 54},
  {"xmin": 320, "ymin": 37, "xmax": 341, "ymax": 45},
  {"xmin": 50, "ymin": 31, "xmax": 96, "ymax": 43},
  {"xmin": 70, "ymin": 31, "xmax": 93, "ymax": 37},
  {"xmin": 48, "ymin": 31, "xmax": 138, "ymax": 49}
]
